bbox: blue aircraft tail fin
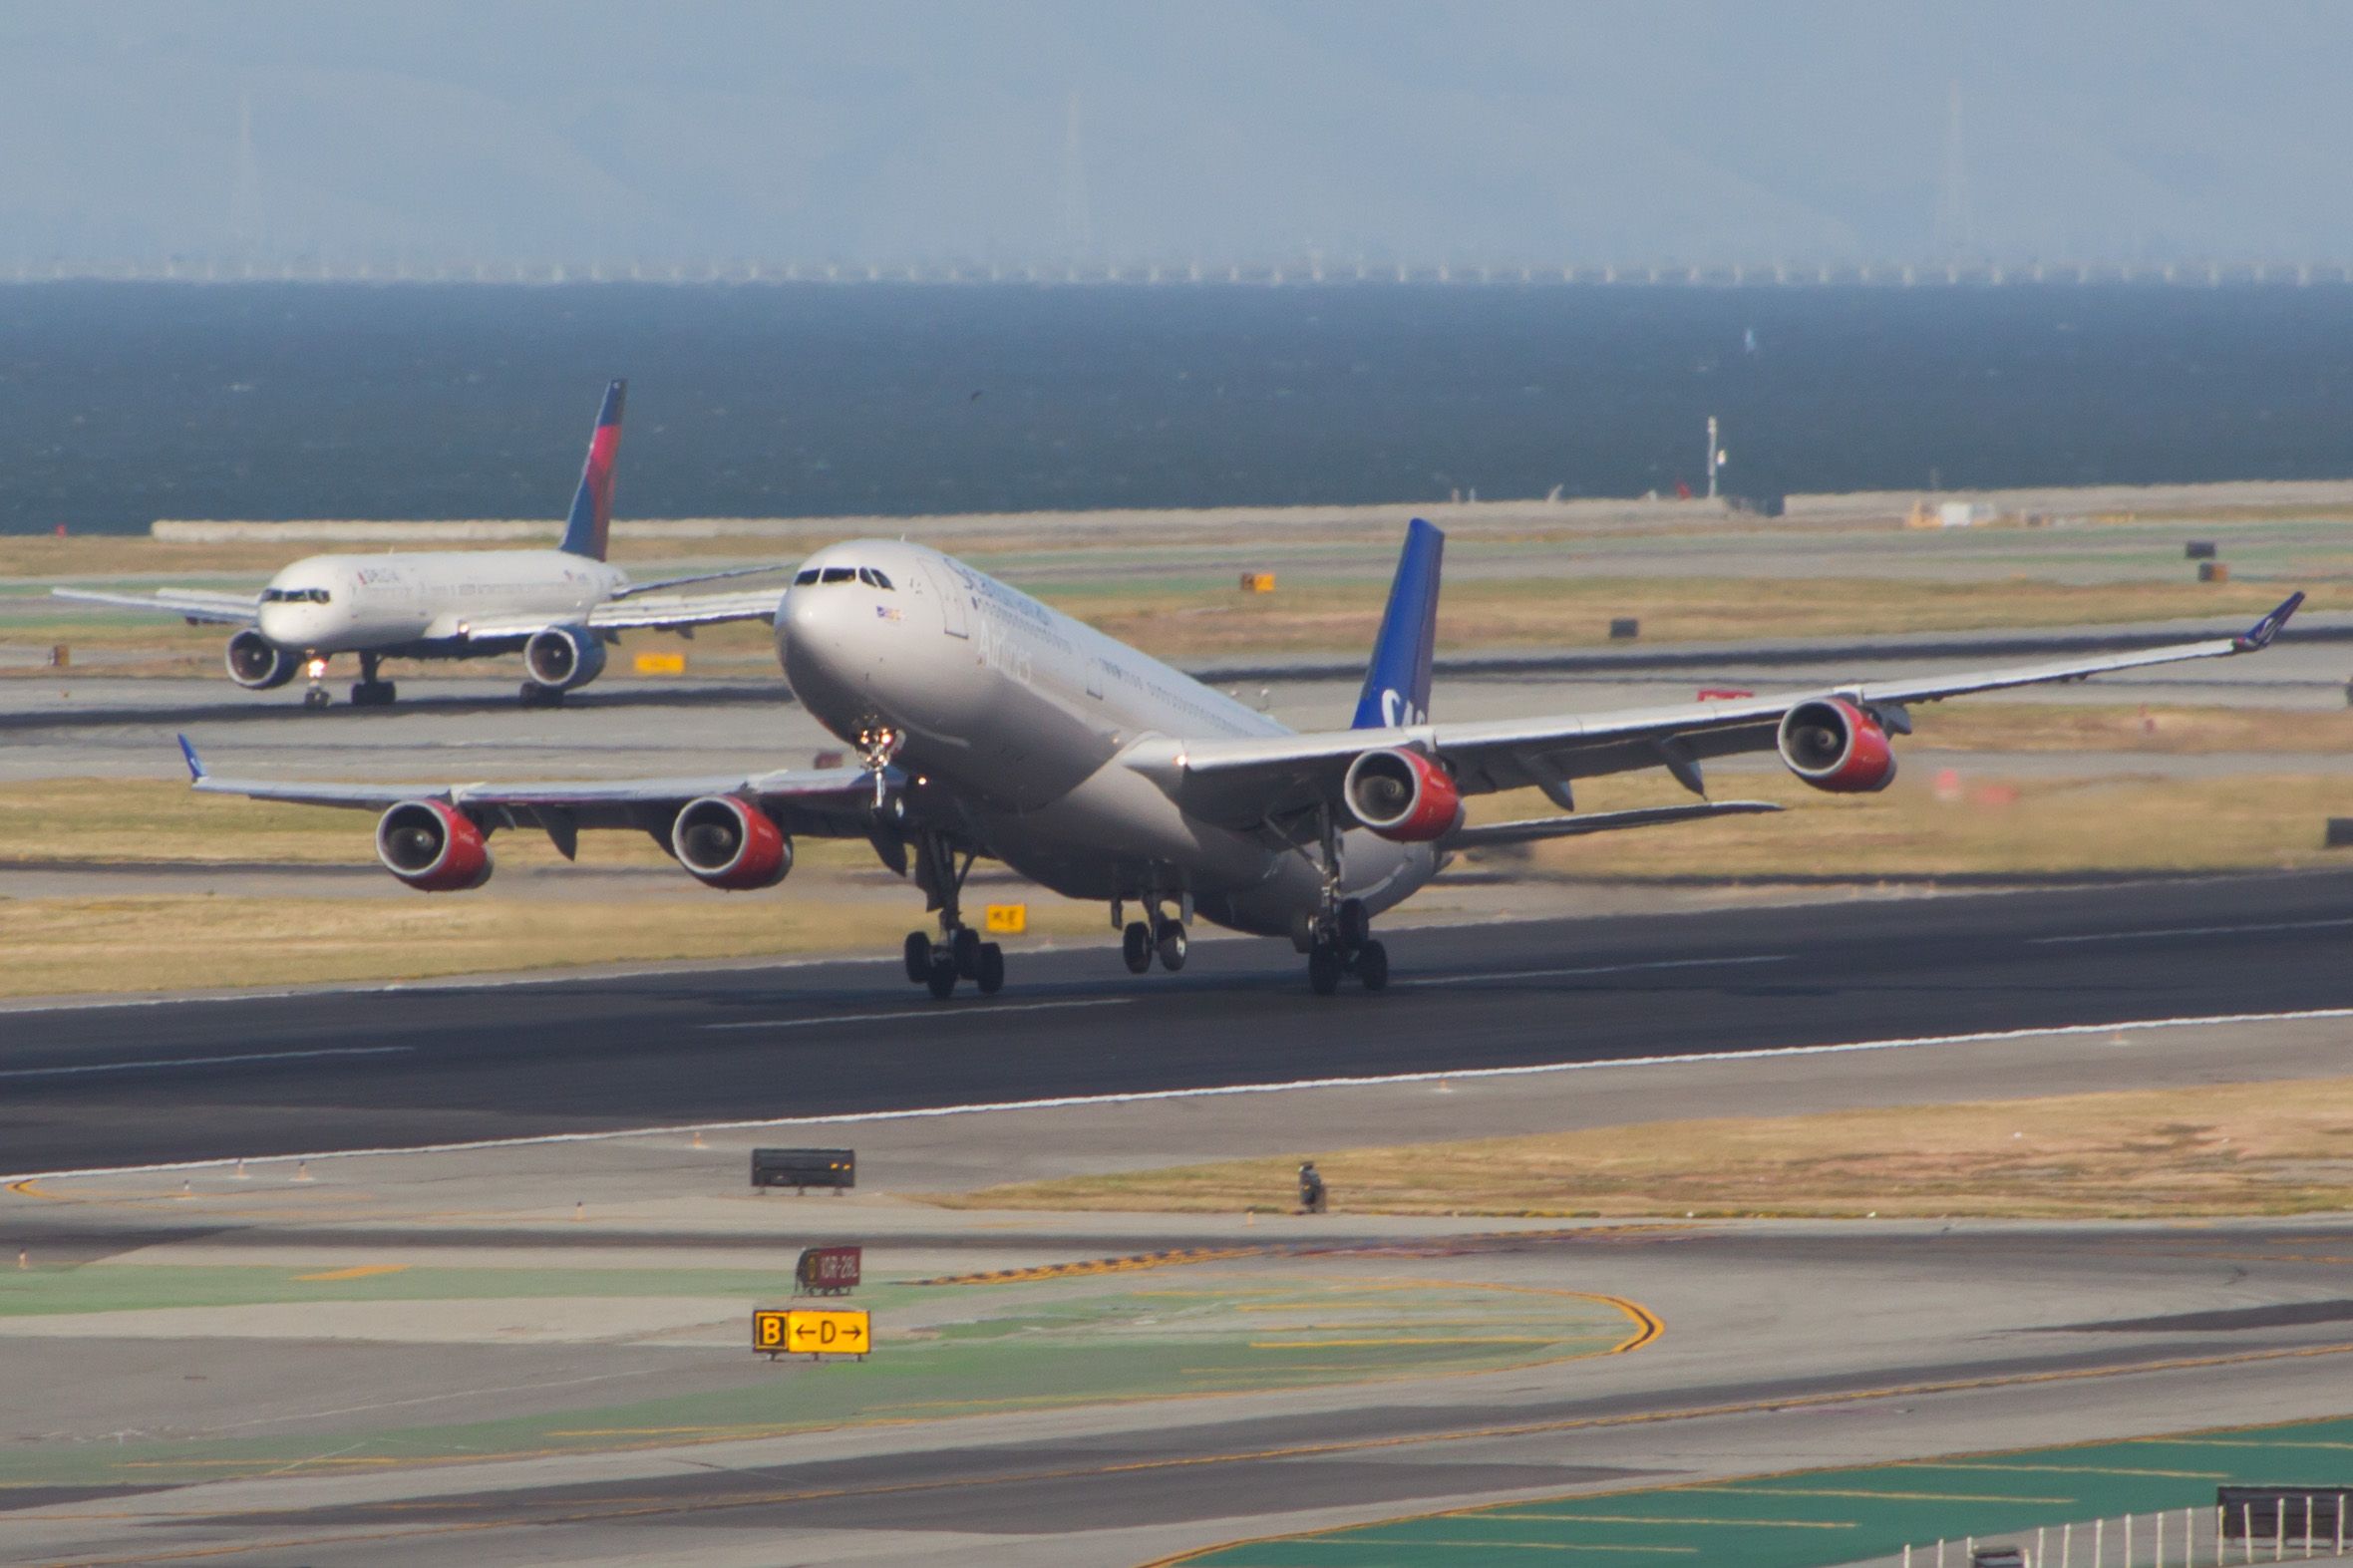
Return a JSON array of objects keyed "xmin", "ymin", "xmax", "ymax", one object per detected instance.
[
  {"xmin": 1351, "ymin": 517, "xmax": 1445, "ymax": 729},
  {"xmin": 557, "ymin": 379, "xmax": 626, "ymax": 560}
]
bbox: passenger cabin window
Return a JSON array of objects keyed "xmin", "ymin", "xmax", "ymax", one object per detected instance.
[
  {"xmin": 793, "ymin": 568, "xmax": 821, "ymax": 585},
  {"xmin": 820, "ymin": 566, "xmax": 855, "ymax": 583}
]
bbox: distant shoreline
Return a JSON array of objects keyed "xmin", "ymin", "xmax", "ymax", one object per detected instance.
[{"xmin": 142, "ymin": 476, "xmax": 2353, "ymax": 544}]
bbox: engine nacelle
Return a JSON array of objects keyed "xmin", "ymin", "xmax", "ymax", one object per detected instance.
[
  {"xmin": 1778, "ymin": 698, "xmax": 1897, "ymax": 792},
  {"xmin": 224, "ymin": 628, "xmax": 300, "ymax": 690},
  {"xmin": 1342, "ymin": 747, "xmax": 1465, "ymax": 842},
  {"xmin": 522, "ymin": 624, "xmax": 608, "ymax": 691},
  {"xmin": 374, "ymin": 799, "xmax": 494, "ymax": 891},
  {"xmin": 671, "ymin": 795, "xmax": 793, "ymax": 889}
]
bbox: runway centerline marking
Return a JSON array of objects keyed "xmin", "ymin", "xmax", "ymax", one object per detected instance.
[
  {"xmin": 2030, "ymin": 916, "xmax": 2353, "ymax": 945},
  {"xmin": 1401, "ymin": 955, "xmax": 1790, "ymax": 987},
  {"xmin": 702, "ymin": 998, "xmax": 1131, "ymax": 1032},
  {"xmin": 0, "ymin": 1046, "xmax": 411, "ymax": 1081}
]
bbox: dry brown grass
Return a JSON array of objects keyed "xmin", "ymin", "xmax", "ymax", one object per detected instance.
[
  {"xmin": 1472, "ymin": 768, "xmax": 2353, "ymax": 881},
  {"xmin": 0, "ymin": 887, "xmax": 1104, "ymax": 998},
  {"xmin": 1049, "ymin": 576, "xmax": 2317, "ymax": 661},
  {"xmin": 936, "ymin": 1078, "xmax": 2353, "ymax": 1219},
  {"xmin": 11, "ymin": 563, "xmax": 2316, "ymax": 673}
]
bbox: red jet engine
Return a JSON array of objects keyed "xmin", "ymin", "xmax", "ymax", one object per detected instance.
[
  {"xmin": 374, "ymin": 799, "xmax": 494, "ymax": 891},
  {"xmin": 671, "ymin": 795, "xmax": 793, "ymax": 889},
  {"xmin": 1342, "ymin": 748, "xmax": 1465, "ymax": 841},
  {"xmin": 1777, "ymin": 698, "xmax": 1897, "ymax": 792}
]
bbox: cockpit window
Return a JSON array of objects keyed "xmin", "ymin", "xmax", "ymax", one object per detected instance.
[
  {"xmin": 793, "ymin": 567, "xmax": 821, "ymax": 586},
  {"xmin": 261, "ymin": 587, "xmax": 331, "ymax": 604},
  {"xmin": 857, "ymin": 567, "xmax": 894, "ymax": 590},
  {"xmin": 820, "ymin": 566, "xmax": 855, "ymax": 584}
]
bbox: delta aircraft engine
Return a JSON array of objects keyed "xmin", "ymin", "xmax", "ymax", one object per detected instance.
[
  {"xmin": 1343, "ymin": 748, "xmax": 1465, "ymax": 841},
  {"xmin": 1777, "ymin": 697, "xmax": 1898, "ymax": 792},
  {"xmin": 224, "ymin": 629, "xmax": 301, "ymax": 691},
  {"xmin": 521, "ymin": 624, "xmax": 608, "ymax": 698}
]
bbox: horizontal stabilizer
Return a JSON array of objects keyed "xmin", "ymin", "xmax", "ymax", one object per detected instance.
[{"xmin": 1444, "ymin": 799, "xmax": 1780, "ymax": 848}]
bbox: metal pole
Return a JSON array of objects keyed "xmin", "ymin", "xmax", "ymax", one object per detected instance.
[{"xmin": 1705, "ymin": 416, "xmax": 1719, "ymax": 500}]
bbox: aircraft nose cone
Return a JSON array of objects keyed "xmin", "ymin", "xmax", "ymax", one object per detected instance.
[{"xmin": 779, "ymin": 588, "xmax": 857, "ymax": 701}]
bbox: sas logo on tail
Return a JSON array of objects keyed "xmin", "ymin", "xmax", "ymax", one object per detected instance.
[{"xmin": 1380, "ymin": 689, "xmax": 1426, "ymax": 728}]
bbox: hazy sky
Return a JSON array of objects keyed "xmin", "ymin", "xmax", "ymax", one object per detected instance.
[{"xmin": 2, "ymin": 1, "xmax": 2347, "ymax": 269}]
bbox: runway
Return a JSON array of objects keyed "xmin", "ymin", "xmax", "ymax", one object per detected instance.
[{"xmin": 10, "ymin": 866, "xmax": 2353, "ymax": 1175}]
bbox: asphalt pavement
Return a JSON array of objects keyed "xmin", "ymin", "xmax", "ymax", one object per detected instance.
[{"xmin": 9, "ymin": 866, "xmax": 2352, "ymax": 1175}]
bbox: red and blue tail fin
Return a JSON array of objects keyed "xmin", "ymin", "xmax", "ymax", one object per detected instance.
[
  {"xmin": 558, "ymin": 379, "xmax": 626, "ymax": 559},
  {"xmin": 1351, "ymin": 517, "xmax": 1445, "ymax": 729}
]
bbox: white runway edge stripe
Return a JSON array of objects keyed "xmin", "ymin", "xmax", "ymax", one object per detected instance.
[
  {"xmin": 702, "ymin": 998, "xmax": 1130, "ymax": 1031},
  {"xmin": 2029, "ymin": 916, "xmax": 2353, "ymax": 945},
  {"xmin": 0, "ymin": 1046, "xmax": 412, "ymax": 1081},
  {"xmin": 10, "ymin": 1005, "xmax": 2353, "ymax": 1185},
  {"xmin": 1399, "ymin": 954, "xmax": 1790, "ymax": 986}
]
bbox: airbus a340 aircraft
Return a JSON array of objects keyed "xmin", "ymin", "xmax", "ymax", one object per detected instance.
[
  {"xmin": 181, "ymin": 520, "xmax": 2302, "ymax": 996},
  {"xmin": 57, "ymin": 381, "xmax": 785, "ymax": 708}
]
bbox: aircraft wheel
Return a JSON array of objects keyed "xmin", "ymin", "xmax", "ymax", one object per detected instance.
[
  {"xmin": 925, "ymin": 954, "xmax": 959, "ymax": 1000},
  {"xmin": 1355, "ymin": 938, "xmax": 1389, "ymax": 992},
  {"xmin": 1156, "ymin": 922, "xmax": 1188, "ymax": 973},
  {"xmin": 350, "ymin": 681, "xmax": 396, "ymax": 708},
  {"xmin": 302, "ymin": 688, "xmax": 330, "ymax": 710},
  {"xmin": 902, "ymin": 931, "xmax": 931, "ymax": 984},
  {"xmin": 1337, "ymin": 897, "xmax": 1371, "ymax": 950},
  {"xmin": 1122, "ymin": 920, "xmax": 1153, "ymax": 975},
  {"xmin": 952, "ymin": 925, "xmax": 982, "ymax": 979},
  {"xmin": 976, "ymin": 942, "xmax": 1005, "ymax": 996},
  {"xmin": 1307, "ymin": 944, "xmax": 1343, "ymax": 996},
  {"xmin": 519, "ymin": 682, "xmax": 564, "ymax": 707}
]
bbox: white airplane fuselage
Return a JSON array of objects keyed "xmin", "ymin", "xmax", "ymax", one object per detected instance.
[
  {"xmin": 255, "ymin": 550, "xmax": 627, "ymax": 655},
  {"xmin": 779, "ymin": 539, "xmax": 1438, "ymax": 941}
]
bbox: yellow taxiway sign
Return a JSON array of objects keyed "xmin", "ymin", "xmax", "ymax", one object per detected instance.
[{"xmin": 755, "ymin": 1307, "xmax": 871, "ymax": 1358}]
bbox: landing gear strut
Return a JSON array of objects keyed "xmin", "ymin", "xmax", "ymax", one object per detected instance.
[
  {"xmin": 1300, "ymin": 808, "xmax": 1388, "ymax": 996},
  {"xmin": 903, "ymin": 827, "xmax": 1002, "ymax": 1000},
  {"xmin": 350, "ymin": 652, "xmax": 396, "ymax": 708}
]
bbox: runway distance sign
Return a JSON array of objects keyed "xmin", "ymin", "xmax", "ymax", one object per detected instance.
[{"xmin": 754, "ymin": 1308, "xmax": 871, "ymax": 1359}]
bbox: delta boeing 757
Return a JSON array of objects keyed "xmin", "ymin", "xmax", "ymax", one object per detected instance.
[
  {"xmin": 180, "ymin": 521, "xmax": 2303, "ymax": 996},
  {"xmin": 57, "ymin": 382, "xmax": 786, "ymax": 708}
]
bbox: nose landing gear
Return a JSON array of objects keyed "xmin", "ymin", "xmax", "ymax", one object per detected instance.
[
  {"xmin": 901, "ymin": 828, "xmax": 1003, "ymax": 1000},
  {"xmin": 300, "ymin": 654, "xmax": 331, "ymax": 709}
]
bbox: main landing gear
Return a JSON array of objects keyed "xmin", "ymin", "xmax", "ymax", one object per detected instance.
[
  {"xmin": 349, "ymin": 652, "xmax": 396, "ymax": 708},
  {"xmin": 1307, "ymin": 897, "xmax": 1387, "ymax": 996},
  {"xmin": 901, "ymin": 828, "xmax": 1003, "ymax": 1001},
  {"xmin": 1298, "ymin": 806, "xmax": 1388, "ymax": 996},
  {"xmin": 1115, "ymin": 895, "xmax": 1188, "ymax": 976}
]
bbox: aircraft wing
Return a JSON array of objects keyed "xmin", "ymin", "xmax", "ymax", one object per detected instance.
[
  {"xmin": 180, "ymin": 736, "xmax": 887, "ymax": 838},
  {"xmin": 51, "ymin": 585, "xmax": 260, "ymax": 626},
  {"xmin": 609, "ymin": 564, "xmax": 792, "ymax": 599},
  {"xmin": 451, "ymin": 587, "xmax": 787, "ymax": 642},
  {"xmin": 1130, "ymin": 593, "xmax": 2305, "ymax": 830}
]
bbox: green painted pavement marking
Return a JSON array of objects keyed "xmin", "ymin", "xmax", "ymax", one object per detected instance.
[
  {"xmin": 0, "ymin": 1268, "xmax": 1629, "ymax": 1489},
  {"xmin": 1180, "ymin": 1413, "xmax": 2353, "ymax": 1568}
]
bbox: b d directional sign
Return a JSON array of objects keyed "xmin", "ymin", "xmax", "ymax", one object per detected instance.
[{"xmin": 754, "ymin": 1307, "xmax": 870, "ymax": 1359}]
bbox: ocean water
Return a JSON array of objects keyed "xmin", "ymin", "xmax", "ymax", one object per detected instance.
[{"xmin": 3, "ymin": 281, "xmax": 2353, "ymax": 534}]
